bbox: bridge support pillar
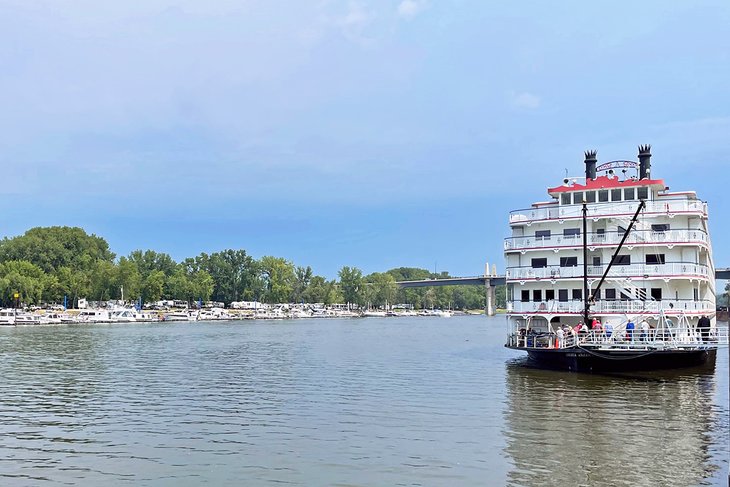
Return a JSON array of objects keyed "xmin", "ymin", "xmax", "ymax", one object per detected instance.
[{"xmin": 486, "ymin": 281, "xmax": 496, "ymax": 316}]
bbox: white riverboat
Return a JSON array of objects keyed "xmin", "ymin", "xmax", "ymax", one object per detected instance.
[{"xmin": 504, "ymin": 145, "xmax": 728, "ymax": 371}]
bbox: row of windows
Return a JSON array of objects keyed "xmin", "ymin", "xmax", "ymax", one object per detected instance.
[
  {"xmin": 529, "ymin": 254, "xmax": 665, "ymax": 268},
  {"xmin": 532, "ymin": 224, "xmax": 670, "ymax": 240},
  {"xmin": 560, "ymin": 186, "xmax": 649, "ymax": 205},
  {"xmin": 519, "ymin": 287, "xmax": 698, "ymax": 302}
]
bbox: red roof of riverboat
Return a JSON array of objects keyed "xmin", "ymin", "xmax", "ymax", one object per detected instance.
[{"xmin": 547, "ymin": 175, "xmax": 665, "ymax": 195}]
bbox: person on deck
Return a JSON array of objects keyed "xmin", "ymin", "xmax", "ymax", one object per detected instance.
[
  {"xmin": 640, "ymin": 320, "xmax": 650, "ymax": 342},
  {"xmin": 626, "ymin": 320, "xmax": 635, "ymax": 342},
  {"xmin": 697, "ymin": 315, "xmax": 711, "ymax": 342},
  {"xmin": 604, "ymin": 322, "xmax": 613, "ymax": 339}
]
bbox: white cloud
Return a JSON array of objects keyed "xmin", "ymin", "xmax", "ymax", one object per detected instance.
[
  {"xmin": 397, "ymin": 0, "xmax": 426, "ymax": 19},
  {"xmin": 335, "ymin": 1, "xmax": 375, "ymax": 44},
  {"xmin": 510, "ymin": 91, "xmax": 541, "ymax": 109}
]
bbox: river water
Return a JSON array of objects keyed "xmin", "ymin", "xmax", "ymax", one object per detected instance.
[{"xmin": 0, "ymin": 316, "xmax": 726, "ymax": 486}]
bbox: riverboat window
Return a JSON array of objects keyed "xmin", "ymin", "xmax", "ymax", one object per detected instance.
[
  {"xmin": 598, "ymin": 190, "xmax": 609, "ymax": 202},
  {"xmin": 531, "ymin": 258, "xmax": 547, "ymax": 268},
  {"xmin": 593, "ymin": 289, "xmax": 601, "ymax": 299},
  {"xmin": 572, "ymin": 289, "xmax": 582, "ymax": 300},
  {"xmin": 620, "ymin": 290, "xmax": 631, "ymax": 299},
  {"xmin": 563, "ymin": 228, "xmax": 580, "ymax": 238},
  {"xmin": 650, "ymin": 288, "xmax": 662, "ymax": 301},
  {"xmin": 561, "ymin": 193, "xmax": 571, "ymax": 205},
  {"xmin": 614, "ymin": 255, "xmax": 631, "ymax": 265},
  {"xmin": 535, "ymin": 230, "xmax": 551, "ymax": 239},
  {"xmin": 594, "ymin": 229, "xmax": 605, "ymax": 241},
  {"xmin": 521, "ymin": 290, "xmax": 530, "ymax": 302},
  {"xmin": 573, "ymin": 192, "xmax": 584, "ymax": 204},
  {"xmin": 694, "ymin": 288, "xmax": 699, "ymax": 301},
  {"xmin": 560, "ymin": 257, "xmax": 578, "ymax": 267},
  {"xmin": 624, "ymin": 188, "xmax": 635, "ymax": 200},
  {"xmin": 646, "ymin": 254, "xmax": 666, "ymax": 265},
  {"xmin": 545, "ymin": 289, "xmax": 555, "ymax": 301},
  {"xmin": 605, "ymin": 289, "xmax": 616, "ymax": 300},
  {"xmin": 611, "ymin": 189, "xmax": 622, "ymax": 202},
  {"xmin": 585, "ymin": 191, "xmax": 596, "ymax": 203},
  {"xmin": 533, "ymin": 290, "xmax": 542, "ymax": 301},
  {"xmin": 651, "ymin": 224, "xmax": 669, "ymax": 232},
  {"xmin": 558, "ymin": 289, "xmax": 568, "ymax": 302},
  {"xmin": 637, "ymin": 187, "xmax": 649, "ymax": 200}
]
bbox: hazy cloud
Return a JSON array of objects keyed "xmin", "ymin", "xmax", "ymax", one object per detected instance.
[
  {"xmin": 397, "ymin": 0, "xmax": 426, "ymax": 19},
  {"xmin": 510, "ymin": 91, "xmax": 541, "ymax": 109}
]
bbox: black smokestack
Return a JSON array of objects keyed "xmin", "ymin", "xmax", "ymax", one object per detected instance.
[
  {"xmin": 638, "ymin": 144, "xmax": 651, "ymax": 179},
  {"xmin": 584, "ymin": 150, "xmax": 597, "ymax": 180}
]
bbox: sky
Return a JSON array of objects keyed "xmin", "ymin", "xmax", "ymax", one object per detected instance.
[{"xmin": 0, "ymin": 0, "xmax": 728, "ymax": 279}]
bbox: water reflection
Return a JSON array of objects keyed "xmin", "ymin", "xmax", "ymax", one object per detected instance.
[{"xmin": 503, "ymin": 360, "xmax": 721, "ymax": 486}]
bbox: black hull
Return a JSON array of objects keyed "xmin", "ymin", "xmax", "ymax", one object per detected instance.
[{"xmin": 509, "ymin": 346, "xmax": 717, "ymax": 373}]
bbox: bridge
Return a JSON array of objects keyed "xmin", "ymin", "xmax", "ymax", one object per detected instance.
[{"xmin": 396, "ymin": 267, "xmax": 730, "ymax": 316}]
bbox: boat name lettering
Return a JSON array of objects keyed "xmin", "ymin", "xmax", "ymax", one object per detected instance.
[{"xmin": 595, "ymin": 160, "xmax": 638, "ymax": 171}]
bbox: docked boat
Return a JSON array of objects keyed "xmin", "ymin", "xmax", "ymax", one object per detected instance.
[
  {"xmin": 504, "ymin": 145, "xmax": 728, "ymax": 371},
  {"xmin": 0, "ymin": 309, "xmax": 16, "ymax": 325},
  {"xmin": 163, "ymin": 310, "xmax": 194, "ymax": 322}
]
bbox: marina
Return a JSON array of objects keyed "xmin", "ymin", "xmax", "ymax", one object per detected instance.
[{"xmin": 0, "ymin": 305, "xmax": 461, "ymax": 325}]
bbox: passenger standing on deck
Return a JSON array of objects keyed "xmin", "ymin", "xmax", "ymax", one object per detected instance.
[
  {"xmin": 640, "ymin": 320, "xmax": 650, "ymax": 342},
  {"xmin": 604, "ymin": 322, "xmax": 613, "ymax": 339},
  {"xmin": 626, "ymin": 320, "xmax": 635, "ymax": 342},
  {"xmin": 697, "ymin": 315, "xmax": 711, "ymax": 342},
  {"xmin": 556, "ymin": 326, "xmax": 564, "ymax": 348}
]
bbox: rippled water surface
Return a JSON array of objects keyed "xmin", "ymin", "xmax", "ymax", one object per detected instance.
[{"xmin": 0, "ymin": 316, "xmax": 726, "ymax": 486}]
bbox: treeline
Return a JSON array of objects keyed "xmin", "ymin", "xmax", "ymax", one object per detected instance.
[{"xmin": 0, "ymin": 226, "xmax": 505, "ymax": 310}]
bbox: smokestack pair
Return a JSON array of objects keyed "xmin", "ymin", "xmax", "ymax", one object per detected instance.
[{"xmin": 583, "ymin": 145, "xmax": 652, "ymax": 180}]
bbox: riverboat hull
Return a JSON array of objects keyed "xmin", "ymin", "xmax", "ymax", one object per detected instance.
[{"xmin": 510, "ymin": 346, "xmax": 717, "ymax": 372}]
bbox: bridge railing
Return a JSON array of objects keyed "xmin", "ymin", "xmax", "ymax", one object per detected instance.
[{"xmin": 508, "ymin": 199, "xmax": 707, "ymax": 225}]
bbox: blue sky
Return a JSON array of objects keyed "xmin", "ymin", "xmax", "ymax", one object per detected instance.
[{"xmin": 1, "ymin": 0, "xmax": 728, "ymax": 278}]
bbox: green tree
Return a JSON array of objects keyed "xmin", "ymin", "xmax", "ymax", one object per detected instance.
[
  {"xmin": 338, "ymin": 266, "xmax": 363, "ymax": 305},
  {"xmin": 128, "ymin": 250, "xmax": 177, "ymax": 279},
  {"xmin": 143, "ymin": 270, "xmax": 166, "ymax": 303},
  {"xmin": 302, "ymin": 275, "xmax": 329, "ymax": 303},
  {"xmin": 0, "ymin": 226, "xmax": 114, "ymax": 274},
  {"xmin": 195, "ymin": 250, "xmax": 260, "ymax": 304},
  {"xmin": 90, "ymin": 260, "xmax": 116, "ymax": 302},
  {"xmin": 0, "ymin": 260, "xmax": 50, "ymax": 306},
  {"xmin": 259, "ymin": 256, "xmax": 295, "ymax": 304},
  {"xmin": 115, "ymin": 257, "xmax": 142, "ymax": 303},
  {"xmin": 365, "ymin": 272, "xmax": 398, "ymax": 308},
  {"xmin": 292, "ymin": 266, "xmax": 313, "ymax": 303},
  {"xmin": 57, "ymin": 266, "xmax": 91, "ymax": 308}
]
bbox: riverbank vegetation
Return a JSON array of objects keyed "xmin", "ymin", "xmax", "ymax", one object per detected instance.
[{"xmin": 0, "ymin": 226, "xmax": 505, "ymax": 310}]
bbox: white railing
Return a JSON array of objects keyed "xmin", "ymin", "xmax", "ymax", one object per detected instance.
[
  {"xmin": 509, "ymin": 199, "xmax": 707, "ymax": 225},
  {"xmin": 505, "ymin": 262, "xmax": 710, "ymax": 280},
  {"xmin": 507, "ymin": 325, "xmax": 729, "ymax": 349},
  {"xmin": 507, "ymin": 299, "xmax": 715, "ymax": 314},
  {"xmin": 504, "ymin": 229, "xmax": 708, "ymax": 251}
]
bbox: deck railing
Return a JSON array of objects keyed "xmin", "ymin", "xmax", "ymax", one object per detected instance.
[
  {"xmin": 507, "ymin": 326, "xmax": 729, "ymax": 349},
  {"xmin": 505, "ymin": 262, "xmax": 710, "ymax": 281},
  {"xmin": 507, "ymin": 299, "xmax": 715, "ymax": 314},
  {"xmin": 504, "ymin": 229, "xmax": 708, "ymax": 252},
  {"xmin": 509, "ymin": 199, "xmax": 707, "ymax": 225}
]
